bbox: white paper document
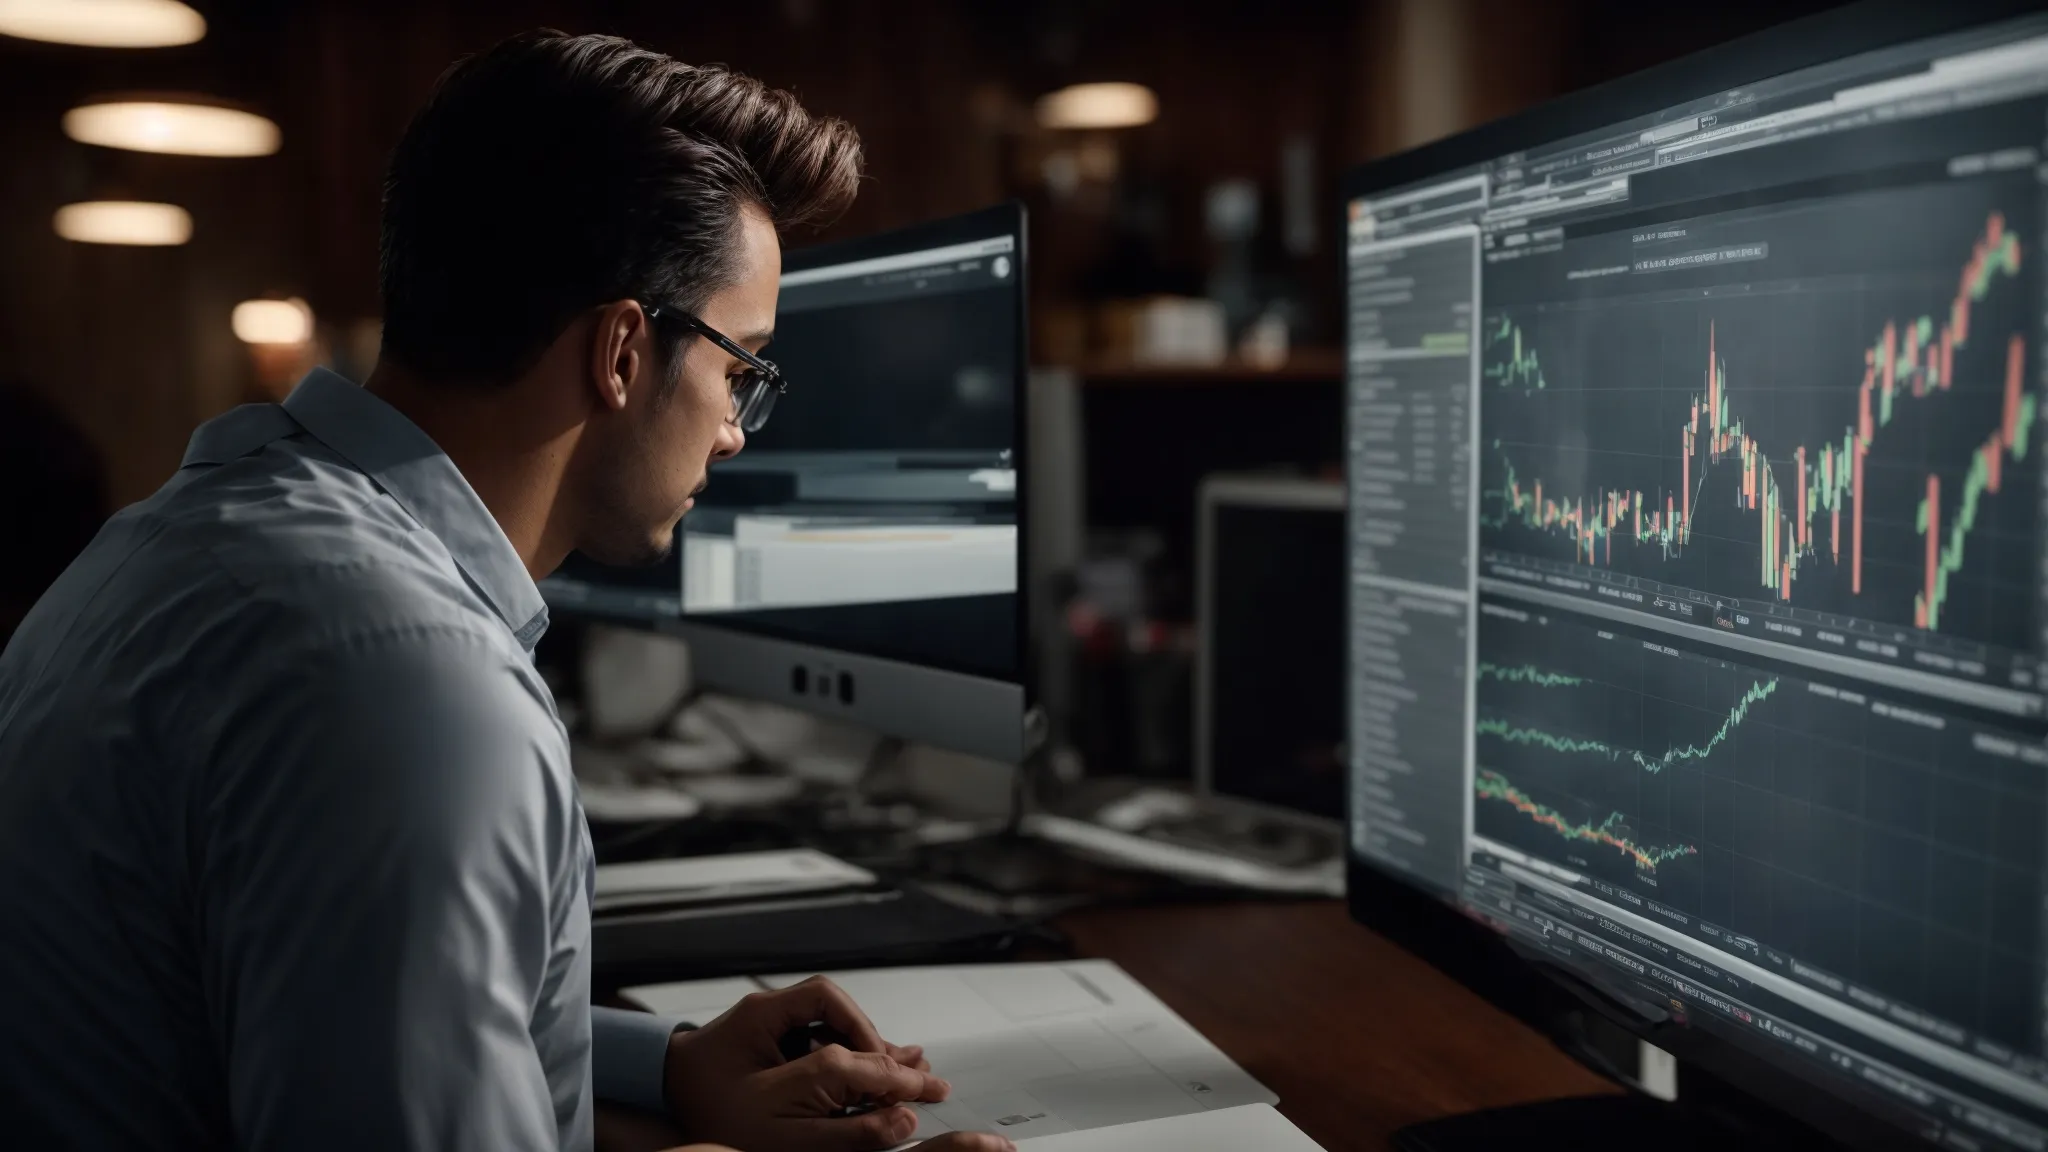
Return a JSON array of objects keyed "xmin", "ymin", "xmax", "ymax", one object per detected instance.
[
  {"xmin": 623, "ymin": 961, "xmax": 1319, "ymax": 1147},
  {"xmin": 592, "ymin": 849, "xmax": 875, "ymax": 913},
  {"xmin": 1020, "ymin": 1104, "xmax": 1322, "ymax": 1151}
]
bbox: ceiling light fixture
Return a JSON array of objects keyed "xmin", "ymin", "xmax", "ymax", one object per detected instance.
[
  {"xmin": 0, "ymin": 0, "xmax": 205, "ymax": 48},
  {"xmin": 1035, "ymin": 82, "xmax": 1159, "ymax": 130},
  {"xmin": 64, "ymin": 97, "xmax": 280, "ymax": 157},
  {"xmin": 232, "ymin": 298, "xmax": 314, "ymax": 345},
  {"xmin": 53, "ymin": 200, "xmax": 191, "ymax": 246}
]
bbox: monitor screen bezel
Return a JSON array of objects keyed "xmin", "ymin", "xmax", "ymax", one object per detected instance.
[
  {"xmin": 1341, "ymin": 0, "xmax": 2045, "ymax": 207},
  {"xmin": 668, "ymin": 201, "xmax": 1035, "ymax": 762},
  {"xmin": 1342, "ymin": 0, "xmax": 2048, "ymax": 1145}
]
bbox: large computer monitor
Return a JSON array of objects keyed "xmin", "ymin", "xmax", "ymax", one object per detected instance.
[
  {"xmin": 1344, "ymin": 2, "xmax": 2048, "ymax": 1147},
  {"xmin": 543, "ymin": 203, "xmax": 1033, "ymax": 763}
]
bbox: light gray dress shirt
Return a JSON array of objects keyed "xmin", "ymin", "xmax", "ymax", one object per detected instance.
[{"xmin": 0, "ymin": 368, "xmax": 684, "ymax": 1150}]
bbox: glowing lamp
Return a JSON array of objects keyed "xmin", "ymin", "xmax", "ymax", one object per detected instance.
[
  {"xmin": 0, "ymin": 0, "xmax": 205, "ymax": 48},
  {"xmin": 53, "ymin": 200, "xmax": 191, "ymax": 245},
  {"xmin": 232, "ymin": 298, "xmax": 314, "ymax": 345},
  {"xmin": 64, "ymin": 98, "xmax": 279, "ymax": 157},
  {"xmin": 1035, "ymin": 82, "xmax": 1158, "ymax": 130}
]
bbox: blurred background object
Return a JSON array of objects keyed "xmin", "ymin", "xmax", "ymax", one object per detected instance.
[{"xmin": 0, "ymin": 378, "xmax": 109, "ymax": 646}]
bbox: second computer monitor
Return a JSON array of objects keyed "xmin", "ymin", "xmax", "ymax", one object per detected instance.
[{"xmin": 674, "ymin": 203, "xmax": 1032, "ymax": 762}]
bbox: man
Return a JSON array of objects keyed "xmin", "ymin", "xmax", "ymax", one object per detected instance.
[{"xmin": 0, "ymin": 30, "xmax": 1009, "ymax": 1152}]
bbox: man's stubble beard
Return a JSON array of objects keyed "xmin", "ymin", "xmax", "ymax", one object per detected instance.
[
  {"xmin": 592, "ymin": 501, "xmax": 677, "ymax": 568},
  {"xmin": 579, "ymin": 383, "xmax": 687, "ymax": 569},
  {"xmin": 577, "ymin": 455, "xmax": 680, "ymax": 569}
]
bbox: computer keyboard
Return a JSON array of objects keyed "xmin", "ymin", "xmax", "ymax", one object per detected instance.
[{"xmin": 591, "ymin": 882, "xmax": 1023, "ymax": 987}]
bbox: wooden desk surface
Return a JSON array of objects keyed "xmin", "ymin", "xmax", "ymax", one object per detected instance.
[{"xmin": 1051, "ymin": 899, "xmax": 1615, "ymax": 1151}]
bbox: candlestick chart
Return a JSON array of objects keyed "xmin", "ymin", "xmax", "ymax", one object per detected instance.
[
  {"xmin": 1478, "ymin": 200, "xmax": 2039, "ymax": 654},
  {"xmin": 1471, "ymin": 603, "xmax": 2047, "ymax": 1044}
]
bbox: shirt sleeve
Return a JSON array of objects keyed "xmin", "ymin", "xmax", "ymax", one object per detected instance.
[
  {"xmin": 590, "ymin": 1006, "xmax": 689, "ymax": 1112},
  {"xmin": 200, "ymin": 628, "xmax": 584, "ymax": 1151}
]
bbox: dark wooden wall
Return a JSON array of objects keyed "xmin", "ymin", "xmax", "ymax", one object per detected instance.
[{"xmin": 0, "ymin": 0, "xmax": 1842, "ymax": 507}]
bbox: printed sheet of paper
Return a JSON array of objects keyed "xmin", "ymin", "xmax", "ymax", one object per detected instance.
[
  {"xmin": 593, "ymin": 849, "xmax": 874, "ymax": 912},
  {"xmin": 1013, "ymin": 1105, "xmax": 1322, "ymax": 1152},
  {"xmin": 626, "ymin": 961, "xmax": 1274, "ymax": 1143}
]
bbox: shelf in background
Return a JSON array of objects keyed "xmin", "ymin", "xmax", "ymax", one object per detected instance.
[{"xmin": 1057, "ymin": 347, "xmax": 1344, "ymax": 384}]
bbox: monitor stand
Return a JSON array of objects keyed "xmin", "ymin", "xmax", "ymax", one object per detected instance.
[
  {"xmin": 1393, "ymin": 1093, "xmax": 1818, "ymax": 1151},
  {"xmin": 916, "ymin": 741, "xmax": 1090, "ymax": 898},
  {"xmin": 922, "ymin": 830, "xmax": 1100, "ymax": 898},
  {"xmin": 910, "ymin": 731, "xmax": 1180, "ymax": 904}
]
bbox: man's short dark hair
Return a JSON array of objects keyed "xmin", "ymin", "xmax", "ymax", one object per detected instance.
[{"xmin": 378, "ymin": 30, "xmax": 862, "ymax": 382}]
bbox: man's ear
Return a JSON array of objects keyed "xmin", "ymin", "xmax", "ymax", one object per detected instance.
[{"xmin": 588, "ymin": 300, "xmax": 653, "ymax": 412}]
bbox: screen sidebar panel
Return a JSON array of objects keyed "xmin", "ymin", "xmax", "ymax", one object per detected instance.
[{"xmin": 1347, "ymin": 194, "xmax": 1484, "ymax": 894}]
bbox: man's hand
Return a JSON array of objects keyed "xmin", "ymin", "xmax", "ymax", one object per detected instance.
[
  {"xmin": 905, "ymin": 1123, "xmax": 1015, "ymax": 1139},
  {"xmin": 661, "ymin": 976, "xmax": 1014, "ymax": 1152}
]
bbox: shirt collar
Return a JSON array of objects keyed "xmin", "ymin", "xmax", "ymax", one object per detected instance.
[{"xmin": 279, "ymin": 368, "xmax": 550, "ymax": 650}]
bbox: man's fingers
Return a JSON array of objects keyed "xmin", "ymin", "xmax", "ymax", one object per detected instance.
[
  {"xmin": 914, "ymin": 1134, "xmax": 1017, "ymax": 1152},
  {"xmin": 822, "ymin": 1045, "xmax": 950, "ymax": 1104},
  {"xmin": 784, "ymin": 1105, "xmax": 921, "ymax": 1152},
  {"xmin": 787, "ymin": 1116, "xmax": 1017, "ymax": 1152},
  {"xmin": 758, "ymin": 977, "xmax": 891, "ymax": 1054},
  {"xmin": 779, "ymin": 1044, "xmax": 950, "ymax": 1106},
  {"xmin": 886, "ymin": 1043, "xmax": 930, "ymax": 1072}
]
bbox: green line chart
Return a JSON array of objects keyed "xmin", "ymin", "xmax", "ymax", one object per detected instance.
[
  {"xmin": 1476, "ymin": 661, "xmax": 1583, "ymax": 687},
  {"xmin": 1476, "ymin": 677, "xmax": 1780, "ymax": 774},
  {"xmin": 1466, "ymin": 598, "xmax": 2048, "ymax": 1051}
]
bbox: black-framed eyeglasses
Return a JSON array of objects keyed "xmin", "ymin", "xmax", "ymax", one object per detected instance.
[{"xmin": 643, "ymin": 303, "xmax": 785, "ymax": 433}]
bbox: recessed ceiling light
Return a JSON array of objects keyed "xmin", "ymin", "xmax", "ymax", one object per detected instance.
[
  {"xmin": 232, "ymin": 298, "xmax": 314, "ymax": 345},
  {"xmin": 64, "ymin": 98, "xmax": 280, "ymax": 157},
  {"xmin": 53, "ymin": 200, "xmax": 192, "ymax": 246},
  {"xmin": 0, "ymin": 0, "xmax": 205, "ymax": 48},
  {"xmin": 1036, "ymin": 83, "xmax": 1159, "ymax": 131}
]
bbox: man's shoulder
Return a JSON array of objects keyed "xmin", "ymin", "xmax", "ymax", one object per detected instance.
[
  {"xmin": 149, "ymin": 437, "xmax": 510, "ymax": 649},
  {"xmin": 8, "ymin": 437, "xmax": 520, "ymax": 702}
]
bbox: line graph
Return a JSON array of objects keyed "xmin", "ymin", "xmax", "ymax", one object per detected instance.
[
  {"xmin": 1478, "ymin": 180, "xmax": 2040, "ymax": 656},
  {"xmin": 1477, "ymin": 661, "xmax": 1582, "ymax": 687},
  {"xmin": 1478, "ymin": 676, "xmax": 1779, "ymax": 774},
  {"xmin": 1476, "ymin": 768, "xmax": 1697, "ymax": 869},
  {"xmin": 1471, "ymin": 601, "xmax": 2048, "ymax": 1049}
]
